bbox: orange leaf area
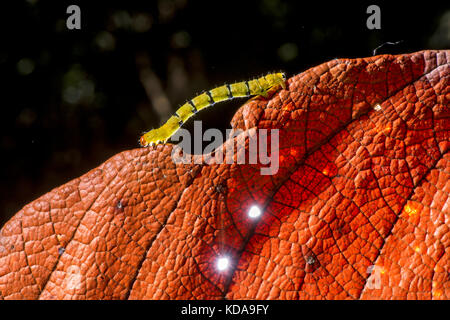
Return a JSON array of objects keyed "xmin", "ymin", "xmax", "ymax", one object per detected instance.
[{"xmin": 0, "ymin": 50, "xmax": 448, "ymax": 299}]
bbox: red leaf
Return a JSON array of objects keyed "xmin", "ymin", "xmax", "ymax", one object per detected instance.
[{"xmin": 0, "ymin": 50, "xmax": 448, "ymax": 299}]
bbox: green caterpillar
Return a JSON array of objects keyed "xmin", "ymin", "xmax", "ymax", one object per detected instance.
[{"xmin": 139, "ymin": 72, "xmax": 286, "ymax": 147}]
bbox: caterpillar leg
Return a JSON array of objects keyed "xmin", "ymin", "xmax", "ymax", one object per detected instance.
[
  {"xmin": 257, "ymin": 82, "xmax": 285, "ymax": 99},
  {"xmin": 259, "ymin": 91, "xmax": 269, "ymax": 98},
  {"xmin": 139, "ymin": 128, "xmax": 166, "ymax": 147},
  {"xmin": 248, "ymin": 73, "xmax": 286, "ymax": 99},
  {"xmin": 267, "ymin": 82, "xmax": 285, "ymax": 96},
  {"xmin": 140, "ymin": 116, "xmax": 180, "ymax": 147}
]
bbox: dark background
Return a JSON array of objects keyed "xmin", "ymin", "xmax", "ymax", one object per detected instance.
[{"xmin": 0, "ymin": 0, "xmax": 448, "ymax": 227}]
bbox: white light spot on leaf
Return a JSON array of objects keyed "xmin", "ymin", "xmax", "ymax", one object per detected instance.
[
  {"xmin": 248, "ymin": 205, "xmax": 262, "ymax": 219},
  {"xmin": 216, "ymin": 256, "xmax": 230, "ymax": 271},
  {"xmin": 373, "ymin": 104, "xmax": 382, "ymax": 111}
]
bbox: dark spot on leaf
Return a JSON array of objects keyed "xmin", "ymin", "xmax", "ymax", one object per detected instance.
[
  {"xmin": 215, "ymin": 182, "xmax": 227, "ymax": 194},
  {"xmin": 303, "ymin": 249, "xmax": 319, "ymax": 273}
]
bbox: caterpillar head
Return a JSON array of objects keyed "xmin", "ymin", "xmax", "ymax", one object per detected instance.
[
  {"xmin": 140, "ymin": 116, "xmax": 179, "ymax": 147},
  {"xmin": 277, "ymin": 72, "xmax": 287, "ymax": 89},
  {"xmin": 139, "ymin": 129, "xmax": 163, "ymax": 147},
  {"xmin": 266, "ymin": 72, "xmax": 287, "ymax": 90}
]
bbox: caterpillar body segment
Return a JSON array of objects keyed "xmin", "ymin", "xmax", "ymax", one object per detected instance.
[{"xmin": 140, "ymin": 72, "xmax": 286, "ymax": 147}]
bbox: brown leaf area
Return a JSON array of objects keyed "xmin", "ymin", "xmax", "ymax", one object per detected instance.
[{"xmin": 0, "ymin": 50, "xmax": 448, "ymax": 300}]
